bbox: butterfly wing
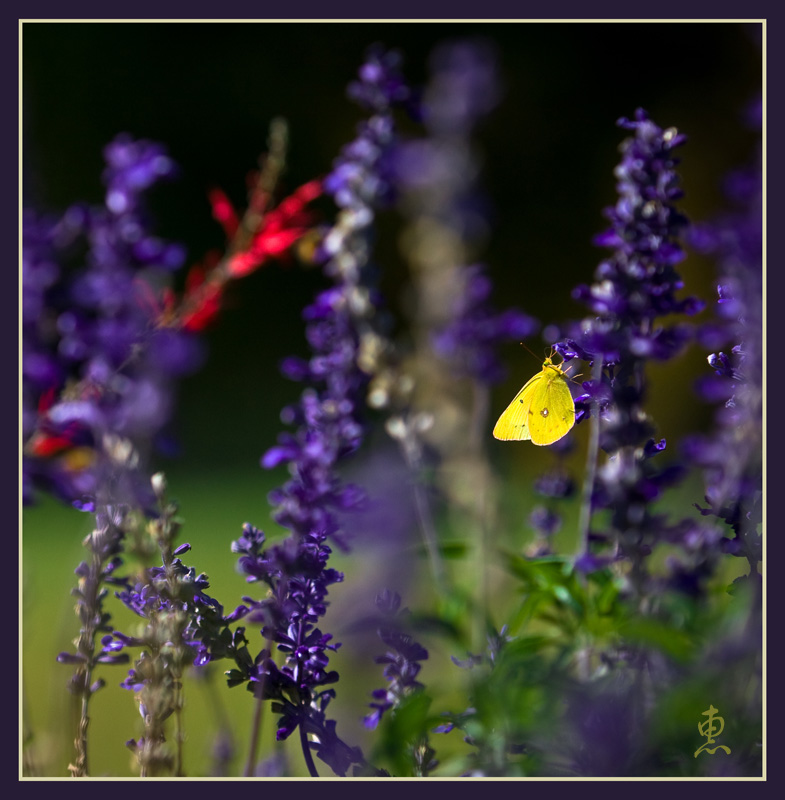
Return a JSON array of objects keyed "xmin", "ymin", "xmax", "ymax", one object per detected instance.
[
  {"xmin": 492, "ymin": 373, "xmax": 542, "ymax": 440},
  {"xmin": 527, "ymin": 368, "xmax": 576, "ymax": 446}
]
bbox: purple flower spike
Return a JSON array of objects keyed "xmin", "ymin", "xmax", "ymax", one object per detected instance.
[
  {"xmin": 557, "ymin": 110, "xmax": 700, "ymax": 592},
  {"xmin": 229, "ymin": 46, "xmax": 412, "ymax": 778},
  {"xmin": 23, "ymin": 135, "xmax": 203, "ymax": 512},
  {"xmin": 560, "ymin": 110, "xmax": 701, "ymax": 371}
]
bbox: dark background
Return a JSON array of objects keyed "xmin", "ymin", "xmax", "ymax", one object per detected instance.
[
  {"xmin": 21, "ymin": 22, "xmax": 763, "ymax": 777},
  {"xmin": 22, "ymin": 22, "xmax": 762, "ymax": 468}
]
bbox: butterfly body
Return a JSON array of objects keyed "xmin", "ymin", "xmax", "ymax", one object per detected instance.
[{"xmin": 493, "ymin": 355, "xmax": 576, "ymax": 446}]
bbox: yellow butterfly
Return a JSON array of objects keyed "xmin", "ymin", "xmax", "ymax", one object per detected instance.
[{"xmin": 493, "ymin": 352, "xmax": 576, "ymax": 445}]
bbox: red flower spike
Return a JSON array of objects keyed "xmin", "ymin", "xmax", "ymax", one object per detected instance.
[
  {"xmin": 181, "ymin": 282, "xmax": 223, "ymax": 332},
  {"xmin": 208, "ymin": 187, "xmax": 240, "ymax": 239},
  {"xmin": 226, "ymin": 180, "xmax": 323, "ymax": 279},
  {"xmin": 225, "ymin": 252, "xmax": 255, "ymax": 279},
  {"xmin": 281, "ymin": 179, "xmax": 323, "ymax": 211}
]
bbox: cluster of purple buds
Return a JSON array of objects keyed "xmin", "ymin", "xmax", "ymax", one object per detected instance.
[
  {"xmin": 103, "ymin": 542, "xmax": 238, "ymax": 672},
  {"xmin": 262, "ymin": 286, "xmax": 368, "ymax": 546},
  {"xmin": 566, "ymin": 111, "xmax": 701, "ymax": 360},
  {"xmin": 326, "ymin": 45, "xmax": 410, "ymax": 214}
]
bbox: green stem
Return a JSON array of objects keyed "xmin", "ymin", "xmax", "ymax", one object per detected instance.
[
  {"xmin": 244, "ymin": 633, "xmax": 274, "ymax": 777},
  {"xmin": 68, "ymin": 541, "xmax": 106, "ymax": 777},
  {"xmin": 244, "ymin": 693, "xmax": 265, "ymax": 777},
  {"xmin": 411, "ymin": 470, "xmax": 448, "ymax": 596},
  {"xmin": 395, "ymin": 417, "xmax": 448, "ymax": 596},
  {"xmin": 577, "ymin": 359, "xmax": 604, "ymax": 554},
  {"xmin": 470, "ymin": 380, "xmax": 491, "ymax": 651}
]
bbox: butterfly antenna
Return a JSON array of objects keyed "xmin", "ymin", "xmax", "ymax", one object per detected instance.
[{"xmin": 519, "ymin": 341, "xmax": 541, "ymax": 362}]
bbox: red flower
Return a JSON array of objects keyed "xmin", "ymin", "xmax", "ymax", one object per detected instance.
[
  {"xmin": 181, "ymin": 281, "xmax": 223, "ymax": 332},
  {"xmin": 227, "ymin": 179, "xmax": 322, "ymax": 278},
  {"xmin": 208, "ymin": 187, "xmax": 240, "ymax": 240}
]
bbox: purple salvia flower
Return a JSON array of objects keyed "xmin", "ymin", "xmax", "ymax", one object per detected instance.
[
  {"xmin": 347, "ymin": 45, "xmax": 411, "ymax": 115},
  {"xmin": 55, "ymin": 503, "xmax": 130, "ymax": 776},
  {"xmin": 556, "ymin": 110, "xmax": 701, "ymax": 592},
  {"xmin": 324, "ymin": 45, "xmax": 408, "ymax": 213},
  {"xmin": 104, "ymin": 475, "xmax": 237, "ymax": 777},
  {"xmin": 34, "ymin": 138, "xmax": 204, "ymax": 775},
  {"xmin": 560, "ymin": 110, "xmax": 699, "ymax": 365},
  {"xmin": 23, "ymin": 135, "xmax": 202, "ymax": 513},
  {"xmin": 229, "ymin": 47, "xmax": 410, "ymax": 778}
]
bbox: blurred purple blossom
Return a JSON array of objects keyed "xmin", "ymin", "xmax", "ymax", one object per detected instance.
[
  {"xmin": 393, "ymin": 41, "xmax": 538, "ymax": 385},
  {"xmin": 364, "ymin": 590, "xmax": 428, "ymax": 730},
  {"xmin": 433, "ymin": 263, "xmax": 538, "ymax": 384},
  {"xmin": 684, "ymin": 108, "xmax": 762, "ymax": 576},
  {"xmin": 22, "ymin": 136, "xmax": 203, "ymax": 511}
]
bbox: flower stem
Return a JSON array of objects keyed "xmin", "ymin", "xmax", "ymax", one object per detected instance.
[
  {"xmin": 66, "ymin": 518, "xmax": 122, "ymax": 777},
  {"xmin": 470, "ymin": 380, "xmax": 492, "ymax": 649},
  {"xmin": 71, "ymin": 692, "xmax": 91, "ymax": 777},
  {"xmin": 409, "ymin": 457, "xmax": 448, "ymax": 596},
  {"xmin": 577, "ymin": 358, "xmax": 603, "ymax": 554},
  {"xmin": 244, "ymin": 693, "xmax": 265, "ymax": 777},
  {"xmin": 172, "ymin": 668, "xmax": 184, "ymax": 777},
  {"xmin": 390, "ymin": 414, "xmax": 448, "ymax": 596},
  {"xmin": 299, "ymin": 722, "xmax": 320, "ymax": 778},
  {"xmin": 243, "ymin": 633, "xmax": 273, "ymax": 777}
]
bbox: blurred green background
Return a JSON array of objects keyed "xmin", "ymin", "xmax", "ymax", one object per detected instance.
[{"xmin": 22, "ymin": 21, "xmax": 761, "ymax": 776}]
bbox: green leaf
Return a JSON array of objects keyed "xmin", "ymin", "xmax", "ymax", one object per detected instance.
[
  {"xmin": 502, "ymin": 635, "xmax": 557, "ymax": 658},
  {"xmin": 371, "ymin": 692, "xmax": 437, "ymax": 777},
  {"xmin": 439, "ymin": 540, "xmax": 470, "ymax": 559},
  {"xmin": 412, "ymin": 540, "xmax": 468, "ymax": 559},
  {"xmin": 618, "ymin": 616, "xmax": 694, "ymax": 662}
]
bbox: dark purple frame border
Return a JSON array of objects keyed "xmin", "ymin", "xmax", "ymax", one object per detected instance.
[{"xmin": 8, "ymin": 3, "xmax": 779, "ymax": 798}]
